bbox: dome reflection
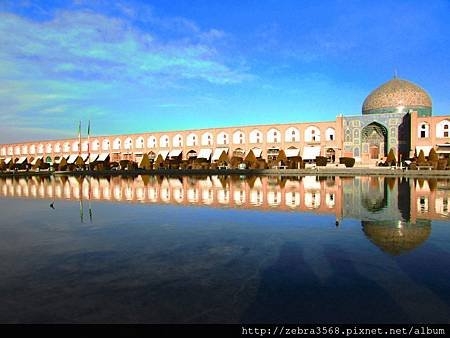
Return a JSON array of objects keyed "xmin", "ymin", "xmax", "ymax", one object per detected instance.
[{"xmin": 362, "ymin": 220, "xmax": 431, "ymax": 255}]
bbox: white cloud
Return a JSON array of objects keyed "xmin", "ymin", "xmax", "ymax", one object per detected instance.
[{"xmin": 0, "ymin": 6, "xmax": 251, "ymax": 142}]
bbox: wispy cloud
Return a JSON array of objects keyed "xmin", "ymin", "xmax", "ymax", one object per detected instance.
[{"xmin": 0, "ymin": 4, "xmax": 250, "ymax": 142}]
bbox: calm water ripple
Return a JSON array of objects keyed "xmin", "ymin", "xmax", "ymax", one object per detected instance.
[{"xmin": 0, "ymin": 175, "xmax": 449, "ymax": 323}]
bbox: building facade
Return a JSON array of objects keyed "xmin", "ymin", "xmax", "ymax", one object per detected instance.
[{"xmin": 1, "ymin": 76, "xmax": 449, "ymax": 166}]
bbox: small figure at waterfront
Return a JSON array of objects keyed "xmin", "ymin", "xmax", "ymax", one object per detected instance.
[{"xmin": 50, "ymin": 201, "xmax": 55, "ymax": 209}]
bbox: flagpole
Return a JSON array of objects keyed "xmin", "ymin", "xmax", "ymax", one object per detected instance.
[
  {"xmin": 87, "ymin": 120, "xmax": 91, "ymax": 170},
  {"xmin": 88, "ymin": 176, "xmax": 93, "ymax": 223},
  {"xmin": 78, "ymin": 120, "xmax": 82, "ymax": 157}
]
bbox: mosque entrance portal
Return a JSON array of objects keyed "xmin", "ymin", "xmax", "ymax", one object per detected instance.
[{"xmin": 362, "ymin": 122, "xmax": 387, "ymax": 160}]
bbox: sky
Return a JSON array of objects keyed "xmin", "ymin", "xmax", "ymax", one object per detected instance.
[{"xmin": 1, "ymin": 0, "xmax": 449, "ymax": 143}]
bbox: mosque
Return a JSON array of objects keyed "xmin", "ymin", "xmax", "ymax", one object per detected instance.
[{"xmin": 1, "ymin": 76, "xmax": 449, "ymax": 167}]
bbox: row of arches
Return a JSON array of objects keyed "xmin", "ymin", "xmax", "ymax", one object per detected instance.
[
  {"xmin": 418, "ymin": 119, "xmax": 450, "ymax": 139},
  {"xmin": 1, "ymin": 126, "xmax": 337, "ymax": 156}
]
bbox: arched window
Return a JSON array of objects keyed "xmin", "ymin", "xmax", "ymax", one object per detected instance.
[
  {"xmin": 173, "ymin": 134, "xmax": 183, "ymax": 147},
  {"xmin": 326, "ymin": 127, "xmax": 335, "ymax": 141},
  {"xmin": 46, "ymin": 144, "xmax": 52, "ymax": 153},
  {"xmin": 147, "ymin": 136, "xmax": 156, "ymax": 148},
  {"xmin": 436, "ymin": 120, "xmax": 450, "ymax": 138},
  {"xmin": 233, "ymin": 130, "xmax": 245, "ymax": 144},
  {"xmin": 201, "ymin": 132, "xmax": 213, "ymax": 146},
  {"xmin": 30, "ymin": 145, "xmax": 36, "ymax": 154},
  {"xmin": 124, "ymin": 137, "xmax": 133, "ymax": 150},
  {"xmin": 186, "ymin": 133, "xmax": 198, "ymax": 147},
  {"xmin": 419, "ymin": 123, "xmax": 429, "ymax": 138},
  {"xmin": 14, "ymin": 146, "xmax": 21, "ymax": 155},
  {"xmin": 81, "ymin": 141, "xmax": 89, "ymax": 152},
  {"xmin": 135, "ymin": 137, "xmax": 144, "ymax": 149},
  {"xmin": 249, "ymin": 129, "xmax": 262, "ymax": 144},
  {"xmin": 217, "ymin": 132, "xmax": 229, "ymax": 145},
  {"xmin": 22, "ymin": 145, "xmax": 28, "ymax": 155},
  {"xmin": 71, "ymin": 142, "xmax": 79, "ymax": 152},
  {"xmin": 102, "ymin": 139, "xmax": 110, "ymax": 151},
  {"xmin": 160, "ymin": 135, "xmax": 169, "ymax": 148},
  {"xmin": 54, "ymin": 143, "xmax": 61, "ymax": 153},
  {"xmin": 305, "ymin": 126, "xmax": 321, "ymax": 142},
  {"xmin": 63, "ymin": 143, "xmax": 70, "ymax": 153},
  {"xmin": 285, "ymin": 127, "xmax": 300, "ymax": 142},
  {"xmin": 113, "ymin": 138, "xmax": 121, "ymax": 150},
  {"xmin": 92, "ymin": 140, "xmax": 100, "ymax": 151},
  {"xmin": 267, "ymin": 128, "xmax": 281, "ymax": 143}
]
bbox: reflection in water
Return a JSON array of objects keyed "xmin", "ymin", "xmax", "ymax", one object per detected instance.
[
  {"xmin": 362, "ymin": 220, "xmax": 431, "ymax": 256},
  {"xmin": 1, "ymin": 175, "xmax": 450, "ymax": 323}
]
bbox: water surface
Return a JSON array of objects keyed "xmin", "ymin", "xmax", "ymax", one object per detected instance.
[{"xmin": 0, "ymin": 175, "xmax": 449, "ymax": 323}]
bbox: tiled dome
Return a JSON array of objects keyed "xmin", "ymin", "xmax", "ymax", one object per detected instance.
[{"xmin": 362, "ymin": 77, "xmax": 432, "ymax": 115}]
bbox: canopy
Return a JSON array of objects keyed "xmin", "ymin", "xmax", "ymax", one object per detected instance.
[
  {"xmin": 252, "ymin": 148, "xmax": 262, "ymax": 157},
  {"xmin": 67, "ymin": 154, "xmax": 79, "ymax": 164},
  {"xmin": 286, "ymin": 148, "xmax": 300, "ymax": 157},
  {"xmin": 212, "ymin": 148, "xmax": 228, "ymax": 161},
  {"xmin": 198, "ymin": 149, "xmax": 212, "ymax": 159},
  {"xmin": 415, "ymin": 146, "xmax": 433, "ymax": 156},
  {"xmin": 81, "ymin": 153, "xmax": 89, "ymax": 161},
  {"xmin": 157, "ymin": 150, "xmax": 169, "ymax": 159},
  {"xmin": 16, "ymin": 156, "xmax": 27, "ymax": 164},
  {"xmin": 31, "ymin": 156, "xmax": 42, "ymax": 165},
  {"xmin": 168, "ymin": 149, "xmax": 182, "ymax": 158},
  {"xmin": 4, "ymin": 157, "xmax": 12, "ymax": 164},
  {"xmin": 98, "ymin": 153, "xmax": 109, "ymax": 162},
  {"xmin": 436, "ymin": 145, "xmax": 450, "ymax": 154},
  {"xmin": 302, "ymin": 146, "xmax": 321, "ymax": 160},
  {"xmin": 89, "ymin": 154, "xmax": 99, "ymax": 162}
]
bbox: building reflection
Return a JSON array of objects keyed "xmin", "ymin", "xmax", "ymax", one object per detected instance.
[{"xmin": 1, "ymin": 174, "xmax": 450, "ymax": 254}]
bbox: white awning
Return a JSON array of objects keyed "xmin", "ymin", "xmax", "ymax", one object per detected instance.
[
  {"xmin": 89, "ymin": 154, "xmax": 99, "ymax": 162},
  {"xmin": 168, "ymin": 178, "xmax": 183, "ymax": 187},
  {"xmin": 302, "ymin": 146, "xmax": 321, "ymax": 160},
  {"xmin": 134, "ymin": 152, "xmax": 143, "ymax": 155},
  {"xmin": 17, "ymin": 156, "xmax": 27, "ymax": 164},
  {"xmin": 31, "ymin": 156, "xmax": 42, "ymax": 165},
  {"xmin": 81, "ymin": 153, "xmax": 89, "ymax": 161},
  {"xmin": 436, "ymin": 148, "xmax": 450, "ymax": 154},
  {"xmin": 168, "ymin": 149, "xmax": 182, "ymax": 158},
  {"xmin": 437, "ymin": 144, "xmax": 450, "ymax": 147},
  {"xmin": 212, "ymin": 148, "xmax": 228, "ymax": 161},
  {"xmin": 198, "ymin": 149, "xmax": 212, "ymax": 159},
  {"xmin": 252, "ymin": 148, "xmax": 262, "ymax": 157},
  {"xmin": 4, "ymin": 157, "xmax": 12, "ymax": 164},
  {"xmin": 157, "ymin": 150, "xmax": 169, "ymax": 159},
  {"xmin": 416, "ymin": 146, "xmax": 433, "ymax": 156},
  {"xmin": 67, "ymin": 154, "xmax": 79, "ymax": 164},
  {"xmin": 286, "ymin": 148, "xmax": 300, "ymax": 157},
  {"xmin": 98, "ymin": 153, "xmax": 109, "ymax": 162}
]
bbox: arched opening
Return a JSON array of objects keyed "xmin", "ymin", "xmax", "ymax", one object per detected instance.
[
  {"xmin": 326, "ymin": 148, "xmax": 336, "ymax": 163},
  {"xmin": 187, "ymin": 149, "xmax": 197, "ymax": 160},
  {"xmin": 362, "ymin": 122, "xmax": 388, "ymax": 160}
]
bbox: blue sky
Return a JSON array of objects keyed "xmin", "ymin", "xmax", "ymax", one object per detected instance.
[{"xmin": 1, "ymin": 0, "xmax": 449, "ymax": 143}]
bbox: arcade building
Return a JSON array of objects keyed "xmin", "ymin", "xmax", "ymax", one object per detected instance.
[{"xmin": 1, "ymin": 76, "xmax": 449, "ymax": 167}]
